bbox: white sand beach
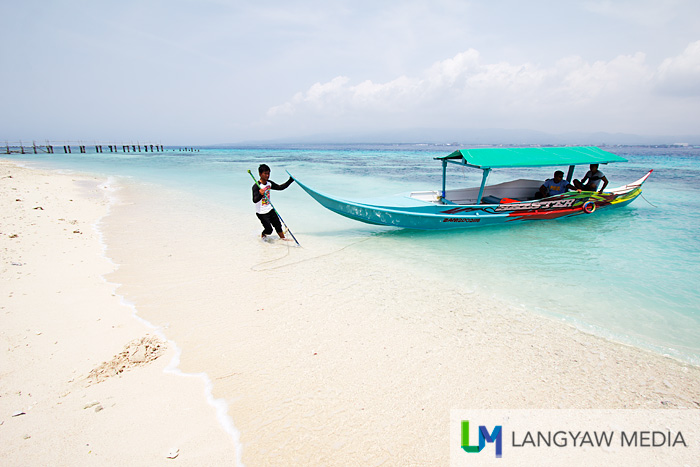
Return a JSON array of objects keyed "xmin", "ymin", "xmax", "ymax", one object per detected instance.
[
  {"xmin": 2, "ymin": 159, "xmax": 699, "ymax": 466},
  {"xmin": 0, "ymin": 161, "xmax": 236, "ymax": 465}
]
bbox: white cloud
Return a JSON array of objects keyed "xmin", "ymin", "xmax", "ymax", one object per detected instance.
[
  {"xmin": 654, "ymin": 40, "xmax": 700, "ymax": 96},
  {"xmin": 266, "ymin": 47, "xmax": 665, "ymax": 133}
]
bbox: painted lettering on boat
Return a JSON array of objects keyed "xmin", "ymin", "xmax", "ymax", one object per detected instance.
[
  {"xmin": 495, "ymin": 199, "xmax": 577, "ymax": 212},
  {"xmin": 442, "ymin": 218, "xmax": 481, "ymax": 223},
  {"xmin": 443, "ymin": 199, "xmax": 577, "ymax": 215}
]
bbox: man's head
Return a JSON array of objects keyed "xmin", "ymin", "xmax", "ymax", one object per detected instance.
[
  {"xmin": 590, "ymin": 164, "xmax": 599, "ymax": 171},
  {"xmin": 258, "ymin": 164, "xmax": 271, "ymax": 183},
  {"xmin": 553, "ymin": 170, "xmax": 564, "ymax": 182}
]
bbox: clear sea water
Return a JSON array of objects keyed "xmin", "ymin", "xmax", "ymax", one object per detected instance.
[{"xmin": 6, "ymin": 144, "xmax": 700, "ymax": 365}]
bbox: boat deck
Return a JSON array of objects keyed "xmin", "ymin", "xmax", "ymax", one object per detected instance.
[{"xmin": 410, "ymin": 179, "xmax": 542, "ymax": 205}]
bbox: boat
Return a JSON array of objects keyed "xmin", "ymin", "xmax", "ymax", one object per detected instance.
[{"xmin": 291, "ymin": 146, "xmax": 653, "ymax": 230}]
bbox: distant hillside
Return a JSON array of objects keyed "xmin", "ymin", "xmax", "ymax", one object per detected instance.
[{"xmin": 222, "ymin": 127, "xmax": 700, "ymax": 147}]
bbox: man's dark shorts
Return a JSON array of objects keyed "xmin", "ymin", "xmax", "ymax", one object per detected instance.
[{"xmin": 256, "ymin": 210, "xmax": 282, "ymax": 236}]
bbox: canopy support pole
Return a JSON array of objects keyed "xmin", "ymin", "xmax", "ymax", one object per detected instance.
[
  {"xmin": 566, "ymin": 165, "xmax": 575, "ymax": 182},
  {"xmin": 441, "ymin": 160, "xmax": 447, "ymax": 199},
  {"xmin": 476, "ymin": 168, "xmax": 491, "ymax": 204}
]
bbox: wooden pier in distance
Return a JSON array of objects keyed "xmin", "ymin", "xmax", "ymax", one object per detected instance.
[{"xmin": 3, "ymin": 141, "xmax": 171, "ymax": 155}]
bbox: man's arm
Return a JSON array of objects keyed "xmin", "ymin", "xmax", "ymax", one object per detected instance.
[
  {"xmin": 252, "ymin": 184, "xmax": 264, "ymax": 203},
  {"xmin": 270, "ymin": 176, "xmax": 294, "ymax": 191},
  {"xmin": 598, "ymin": 176, "xmax": 609, "ymax": 193}
]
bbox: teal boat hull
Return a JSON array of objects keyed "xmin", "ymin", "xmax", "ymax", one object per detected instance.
[{"xmin": 291, "ymin": 170, "xmax": 652, "ymax": 231}]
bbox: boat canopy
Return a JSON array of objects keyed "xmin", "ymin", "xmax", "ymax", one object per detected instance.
[{"xmin": 436, "ymin": 146, "xmax": 627, "ymax": 169}]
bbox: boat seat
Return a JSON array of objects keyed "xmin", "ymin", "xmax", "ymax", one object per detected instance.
[
  {"xmin": 481, "ymin": 195, "xmax": 501, "ymax": 204},
  {"xmin": 481, "ymin": 195, "xmax": 526, "ymax": 204}
]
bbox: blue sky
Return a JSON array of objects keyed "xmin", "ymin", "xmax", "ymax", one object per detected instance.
[{"xmin": 2, "ymin": 0, "xmax": 699, "ymax": 144}]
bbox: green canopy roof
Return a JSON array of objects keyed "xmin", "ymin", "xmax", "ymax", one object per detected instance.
[{"xmin": 437, "ymin": 146, "xmax": 627, "ymax": 169}]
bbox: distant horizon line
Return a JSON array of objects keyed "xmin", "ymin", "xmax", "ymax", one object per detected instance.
[
  {"xmin": 4, "ymin": 129, "xmax": 700, "ymax": 149},
  {"xmin": 3, "ymin": 141, "xmax": 699, "ymax": 149}
]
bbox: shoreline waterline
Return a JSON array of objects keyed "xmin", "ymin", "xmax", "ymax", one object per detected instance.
[{"xmin": 88, "ymin": 173, "xmax": 246, "ymax": 465}]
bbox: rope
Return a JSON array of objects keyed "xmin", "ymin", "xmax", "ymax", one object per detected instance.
[
  {"xmin": 250, "ymin": 237, "xmax": 371, "ymax": 272},
  {"xmin": 640, "ymin": 193, "xmax": 657, "ymax": 208},
  {"xmin": 249, "ymin": 236, "xmax": 293, "ymax": 271}
]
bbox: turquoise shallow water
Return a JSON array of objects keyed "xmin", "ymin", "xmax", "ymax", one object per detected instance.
[{"xmin": 6, "ymin": 144, "xmax": 700, "ymax": 364}]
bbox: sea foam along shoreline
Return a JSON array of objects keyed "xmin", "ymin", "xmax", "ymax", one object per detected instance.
[
  {"xmin": 95, "ymin": 176, "xmax": 245, "ymax": 465},
  {"xmin": 0, "ymin": 159, "xmax": 240, "ymax": 465}
]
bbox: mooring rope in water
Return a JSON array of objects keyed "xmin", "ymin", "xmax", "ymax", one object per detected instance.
[
  {"xmin": 250, "ymin": 237, "xmax": 371, "ymax": 272},
  {"xmin": 640, "ymin": 193, "xmax": 658, "ymax": 208}
]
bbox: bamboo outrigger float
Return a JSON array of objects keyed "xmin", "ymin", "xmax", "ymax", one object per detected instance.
[{"xmin": 292, "ymin": 146, "xmax": 653, "ymax": 230}]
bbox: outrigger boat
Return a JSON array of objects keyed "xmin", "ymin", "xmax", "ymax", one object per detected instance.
[{"xmin": 291, "ymin": 146, "xmax": 652, "ymax": 230}]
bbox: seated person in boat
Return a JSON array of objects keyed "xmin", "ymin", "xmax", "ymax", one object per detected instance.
[
  {"xmin": 573, "ymin": 164, "xmax": 609, "ymax": 193},
  {"xmin": 535, "ymin": 170, "xmax": 575, "ymax": 198}
]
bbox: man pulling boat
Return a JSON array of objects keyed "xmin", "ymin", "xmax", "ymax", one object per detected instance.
[{"xmin": 251, "ymin": 164, "xmax": 295, "ymax": 241}]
